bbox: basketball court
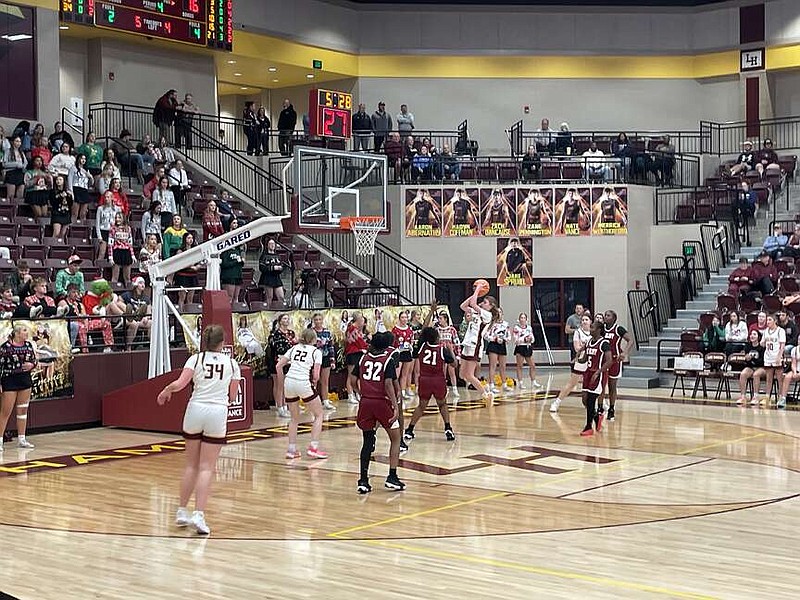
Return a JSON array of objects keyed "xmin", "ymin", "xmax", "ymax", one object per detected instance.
[{"xmin": 1, "ymin": 377, "xmax": 798, "ymax": 599}]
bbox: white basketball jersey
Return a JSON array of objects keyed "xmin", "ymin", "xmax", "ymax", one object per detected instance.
[
  {"xmin": 462, "ymin": 308, "xmax": 492, "ymax": 347},
  {"xmin": 283, "ymin": 343, "xmax": 322, "ymax": 381},
  {"xmin": 186, "ymin": 351, "xmax": 242, "ymax": 405},
  {"xmin": 762, "ymin": 326, "xmax": 786, "ymax": 366}
]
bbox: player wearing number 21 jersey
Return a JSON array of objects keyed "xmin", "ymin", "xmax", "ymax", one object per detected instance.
[{"xmin": 354, "ymin": 332, "xmax": 405, "ymax": 494}]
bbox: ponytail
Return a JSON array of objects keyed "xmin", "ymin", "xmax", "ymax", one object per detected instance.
[{"xmin": 201, "ymin": 324, "xmax": 225, "ymax": 351}]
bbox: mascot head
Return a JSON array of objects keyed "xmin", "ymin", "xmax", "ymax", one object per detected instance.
[{"xmin": 88, "ymin": 279, "xmax": 114, "ymax": 306}]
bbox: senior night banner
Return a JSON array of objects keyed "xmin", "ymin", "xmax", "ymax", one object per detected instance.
[
  {"xmin": 0, "ymin": 319, "xmax": 73, "ymax": 399},
  {"xmin": 404, "ymin": 188, "xmax": 442, "ymax": 237},
  {"xmin": 591, "ymin": 186, "xmax": 628, "ymax": 235},
  {"xmin": 480, "ymin": 187, "xmax": 517, "ymax": 237},
  {"xmin": 442, "ymin": 187, "xmax": 481, "ymax": 237},
  {"xmin": 496, "ymin": 238, "xmax": 533, "ymax": 287},
  {"xmin": 516, "ymin": 187, "xmax": 553, "ymax": 237},
  {"xmin": 553, "ymin": 187, "xmax": 592, "ymax": 237}
]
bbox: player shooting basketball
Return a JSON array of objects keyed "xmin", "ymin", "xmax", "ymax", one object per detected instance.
[
  {"xmin": 482, "ymin": 188, "xmax": 513, "ymax": 234},
  {"xmin": 443, "ymin": 187, "xmax": 478, "ymax": 235},
  {"xmin": 555, "ymin": 188, "xmax": 590, "ymax": 235},
  {"xmin": 405, "ymin": 188, "xmax": 441, "ymax": 236}
]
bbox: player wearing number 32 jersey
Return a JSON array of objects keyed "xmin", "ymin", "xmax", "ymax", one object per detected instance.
[
  {"xmin": 354, "ymin": 332, "xmax": 405, "ymax": 494},
  {"xmin": 405, "ymin": 327, "xmax": 456, "ymax": 442}
]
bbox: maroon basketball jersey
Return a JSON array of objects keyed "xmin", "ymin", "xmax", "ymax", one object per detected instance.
[
  {"xmin": 585, "ymin": 337, "xmax": 610, "ymax": 372},
  {"xmin": 358, "ymin": 351, "xmax": 395, "ymax": 401},
  {"xmin": 603, "ymin": 324, "xmax": 627, "ymax": 357},
  {"xmin": 417, "ymin": 342, "xmax": 446, "ymax": 378}
]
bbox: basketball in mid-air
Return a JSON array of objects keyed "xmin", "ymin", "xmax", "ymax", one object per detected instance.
[{"xmin": 473, "ymin": 279, "xmax": 490, "ymax": 296}]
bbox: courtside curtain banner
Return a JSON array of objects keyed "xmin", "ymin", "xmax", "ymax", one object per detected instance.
[{"xmin": 403, "ymin": 186, "xmax": 627, "ymax": 238}]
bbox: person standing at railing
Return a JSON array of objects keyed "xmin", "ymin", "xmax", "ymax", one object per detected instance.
[
  {"xmin": 352, "ymin": 103, "xmax": 373, "ymax": 152},
  {"xmin": 255, "ymin": 106, "xmax": 271, "ymax": 156},
  {"xmin": 175, "ymin": 93, "xmax": 199, "ymax": 151},
  {"xmin": 372, "ymin": 101, "xmax": 392, "ymax": 152},
  {"xmin": 153, "ymin": 89, "xmax": 178, "ymax": 145},
  {"xmin": 277, "ymin": 99, "xmax": 297, "ymax": 157},
  {"xmin": 396, "ymin": 104, "xmax": 415, "ymax": 137},
  {"xmin": 652, "ymin": 135, "xmax": 676, "ymax": 185},
  {"xmin": 242, "ymin": 101, "xmax": 257, "ymax": 156},
  {"xmin": 534, "ymin": 118, "xmax": 555, "ymax": 155}
]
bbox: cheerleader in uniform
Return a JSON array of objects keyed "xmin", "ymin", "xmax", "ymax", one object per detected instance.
[
  {"xmin": 409, "ymin": 309, "xmax": 423, "ymax": 395},
  {"xmin": 310, "ymin": 313, "xmax": 337, "ymax": 411},
  {"xmin": 551, "ymin": 314, "xmax": 593, "ymax": 413},
  {"xmin": 485, "ymin": 307, "xmax": 511, "ymax": 393},
  {"xmin": 512, "ymin": 312, "xmax": 542, "ymax": 390},
  {"xmin": 0, "ymin": 324, "xmax": 39, "ymax": 449},
  {"xmin": 436, "ymin": 311, "xmax": 461, "ymax": 397}
]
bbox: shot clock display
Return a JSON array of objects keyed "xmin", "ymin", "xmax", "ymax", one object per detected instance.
[
  {"xmin": 308, "ymin": 89, "xmax": 353, "ymax": 140},
  {"xmin": 60, "ymin": 0, "xmax": 233, "ymax": 51}
]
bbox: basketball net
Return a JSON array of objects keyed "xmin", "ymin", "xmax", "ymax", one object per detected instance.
[{"xmin": 351, "ymin": 217, "xmax": 385, "ymax": 256}]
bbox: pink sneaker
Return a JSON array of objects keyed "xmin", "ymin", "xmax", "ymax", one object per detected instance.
[
  {"xmin": 285, "ymin": 449, "xmax": 301, "ymax": 459},
  {"xmin": 306, "ymin": 446, "xmax": 329, "ymax": 459}
]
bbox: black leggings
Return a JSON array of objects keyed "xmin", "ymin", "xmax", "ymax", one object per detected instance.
[{"xmin": 359, "ymin": 429, "xmax": 376, "ymax": 481}]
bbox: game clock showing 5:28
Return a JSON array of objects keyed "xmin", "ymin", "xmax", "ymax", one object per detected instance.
[{"xmin": 308, "ymin": 89, "xmax": 353, "ymax": 139}]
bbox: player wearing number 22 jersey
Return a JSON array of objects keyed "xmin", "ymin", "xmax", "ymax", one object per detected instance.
[{"xmin": 354, "ymin": 332, "xmax": 405, "ymax": 494}]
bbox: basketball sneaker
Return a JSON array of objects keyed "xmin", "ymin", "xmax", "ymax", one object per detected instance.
[
  {"xmin": 580, "ymin": 426, "xmax": 594, "ymax": 437},
  {"xmin": 385, "ymin": 474, "xmax": 406, "ymax": 491},
  {"xmin": 445, "ymin": 428, "xmax": 456, "ymax": 441},
  {"xmin": 277, "ymin": 405, "xmax": 291, "ymax": 418},
  {"xmin": 17, "ymin": 438, "xmax": 34, "ymax": 449},
  {"xmin": 322, "ymin": 399, "xmax": 336, "ymax": 411},
  {"xmin": 450, "ymin": 386, "xmax": 460, "ymax": 397},
  {"xmin": 607, "ymin": 407, "xmax": 616, "ymax": 421},
  {"xmin": 175, "ymin": 507, "xmax": 191, "ymax": 527},
  {"xmin": 519, "ymin": 381, "xmax": 527, "ymax": 389},
  {"xmin": 306, "ymin": 446, "xmax": 329, "ymax": 459},
  {"xmin": 400, "ymin": 440, "xmax": 409, "ymax": 454},
  {"xmin": 357, "ymin": 479, "xmax": 372, "ymax": 494},
  {"xmin": 191, "ymin": 511, "xmax": 210, "ymax": 535},
  {"xmin": 750, "ymin": 396, "xmax": 760, "ymax": 407},
  {"xmin": 403, "ymin": 429, "xmax": 415, "ymax": 442},
  {"xmin": 532, "ymin": 380, "xmax": 543, "ymax": 389},
  {"xmin": 549, "ymin": 399, "xmax": 561, "ymax": 413},
  {"xmin": 778, "ymin": 396, "xmax": 787, "ymax": 409},
  {"xmin": 594, "ymin": 410, "xmax": 604, "ymax": 432},
  {"xmin": 348, "ymin": 391, "xmax": 360, "ymax": 405},
  {"xmin": 503, "ymin": 383, "xmax": 514, "ymax": 392},
  {"xmin": 285, "ymin": 449, "xmax": 301, "ymax": 459}
]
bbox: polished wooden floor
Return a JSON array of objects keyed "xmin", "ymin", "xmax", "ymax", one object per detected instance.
[{"xmin": 2, "ymin": 371, "xmax": 800, "ymax": 599}]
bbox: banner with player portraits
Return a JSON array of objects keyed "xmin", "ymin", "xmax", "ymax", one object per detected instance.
[
  {"xmin": 480, "ymin": 187, "xmax": 517, "ymax": 237},
  {"xmin": 591, "ymin": 186, "xmax": 629, "ymax": 236},
  {"xmin": 496, "ymin": 238, "xmax": 533, "ymax": 287},
  {"xmin": 403, "ymin": 185, "xmax": 627, "ymax": 238},
  {"xmin": 516, "ymin": 187, "xmax": 553, "ymax": 237},
  {"xmin": 442, "ymin": 186, "xmax": 481, "ymax": 237},
  {"xmin": 404, "ymin": 188, "xmax": 443, "ymax": 237}
]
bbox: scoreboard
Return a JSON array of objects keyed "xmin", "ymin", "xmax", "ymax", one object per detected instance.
[
  {"xmin": 59, "ymin": 0, "xmax": 233, "ymax": 51},
  {"xmin": 308, "ymin": 89, "xmax": 352, "ymax": 139}
]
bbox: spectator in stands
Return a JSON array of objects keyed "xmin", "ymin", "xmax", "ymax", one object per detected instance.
[
  {"xmin": 216, "ymin": 190, "xmax": 235, "ymax": 229},
  {"xmin": 277, "ymin": 99, "xmax": 297, "ymax": 157},
  {"xmin": 121, "ymin": 276, "xmax": 151, "ymax": 350},
  {"xmin": 68, "ymin": 153, "xmax": 91, "ymax": 221},
  {"xmin": 352, "ymin": 103, "xmax": 372, "ymax": 152},
  {"xmin": 437, "ymin": 142, "xmax": 461, "ymax": 180},
  {"xmin": 384, "ymin": 132, "xmax": 404, "ymax": 183},
  {"xmin": 26, "ymin": 123, "xmax": 45, "ymax": 155},
  {"xmin": 0, "ymin": 286, "xmax": 17, "ymax": 319},
  {"xmin": 143, "ymin": 165, "xmax": 165, "ymax": 202},
  {"xmin": 555, "ymin": 122, "xmax": 573, "ymax": 155},
  {"xmin": 153, "ymin": 89, "xmax": 178, "ymax": 144},
  {"xmin": 421, "ymin": 136, "xmax": 438, "ymax": 156},
  {"xmin": 763, "ymin": 224, "xmax": 788, "ymax": 259},
  {"xmin": 727, "ymin": 258, "xmax": 753, "ymax": 297},
  {"xmin": 243, "ymin": 100, "xmax": 257, "ymax": 156},
  {"xmin": 519, "ymin": 145, "xmax": 540, "ymax": 181},
  {"xmin": 784, "ymin": 223, "xmax": 800, "ymax": 259},
  {"xmin": 534, "ymin": 119, "xmax": 555, "ymax": 155},
  {"xmin": 402, "ymin": 135, "xmax": 418, "ymax": 182},
  {"xmin": 737, "ymin": 329, "xmax": 765, "ymax": 405},
  {"xmin": 77, "ymin": 132, "xmax": 103, "ymax": 176},
  {"xmin": 48, "ymin": 142, "xmax": 75, "ymax": 177},
  {"xmin": 612, "ymin": 132, "xmax": 634, "ymax": 180},
  {"xmin": 582, "ymin": 141, "xmax": 609, "ymax": 181},
  {"xmin": 0, "ymin": 125, "xmax": 8, "ymax": 157},
  {"xmin": 778, "ymin": 310, "xmax": 798, "ymax": 356},
  {"xmin": 100, "ymin": 148, "xmax": 121, "ymax": 180},
  {"xmin": 174, "ymin": 232, "xmax": 200, "ymax": 308},
  {"xmin": 141, "ymin": 201, "xmax": 163, "ymax": 242},
  {"xmin": 139, "ymin": 233, "xmax": 162, "ymax": 275},
  {"xmin": 76, "ymin": 286, "xmax": 115, "ymax": 354},
  {"xmin": 728, "ymin": 141, "xmax": 755, "ymax": 177},
  {"xmin": 156, "ymin": 136, "xmax": 175, "ymax": 164},
  {"xmin": 109, "ymin": 178, "xmax": 130, "ymax": 215},
  {"xmin": 135, "ymin": 134, "xmax": 157, "ymax": 177},
  {"xmin": 259, "ymin": 237, "xmax": 286, "ymax": 308},
  {"xmin": 411, "ymin": 146, "xmax": 434, "ymax": 182},
  {"xmin": 221, "ymin": 218, "xmax": 244, "ymax": 303},
  {"xmin": 154, "ymin": 176, "xmax": 178, "ymax": 229},
  {"xmin": 55, "ymin": 254, "xmax": 85, "ymax": 300},
  {"xmin": 255, "ymin": 106, "xmax": 270, "ymax": 156},
  {"xmin": 702, "ymin": 314, "xmax": 725, "ymax": 353},
  {"xmin": 95, "ymin": 162, "xmax": 115, "ymax": 195},
  {"xmin": 4, "ymin": 136, "xmax": 27, "ymax": 199},
  {"xmin": 96, "ymin": 190, "xmax": 121, "ymax": 261},
  {"xmin": 24, "ymin": 155, "xmax": 51, "ymax": 222},
  {"xmin": 652, "ymin": 135, "xmax": 676, "ymax": 184},
  {"xmin": 749, "ymin": 311, "xmax": 768, "ymax": 336},
  {"xmin": 396, "ymin": 104, "xmax": 415, "ymax": 136},
  {"xmin": 723, "ymin": 310, "xmax": 748, "ymax": 355},
  {"xmin": 756, "ymin": 139, "xmax": 780, "ymax": 177},
  {"xmin": 112, "ymin": 129, "xmax": 146, "ymax": 185},
  {"xmin": 31, "ymin": 136, "xmax": 52, "ymax": 167},
  {"xmin": 58, "ymin": 282, "xmax": 84, "ymax": 350},
  {"xmin": 168, "ymin": 159, "xmax": 190, "ymax": 216},
  {"xmin": 734, "ymin": 181, "xmax": 756, "ymax": 244},
  {"xmin": 22, "ymin": 277, "xmax": 56, "ymax": 319},
  {"xmin": 48, "ymin": 122, "xmax": 74, "ymax": 153},
  {"xmin": 5, "ymin": 260, "xmax": 32, "ymax": 303},
  {"xmin": 109, "ymin": 212, "xmax": 134, "ymax": 286},
  {"xmin": 751, "ymin": 253, "xmax": 778, "ymax": 295},
  {"xmin": 49, "ymin": 174, "xmax": 73, "ymax": 239},
  {"xmin": 202, "ymin": 200, "xmax": 224, "ymax": 241},
  {"xmin": 162, "ymin": 214, "xmax": 187, "ymax": 259},
  {"xmin": 174, "ymin": 93, "xmax": 199, "ymax": 151},
  {"xmin": 372, "ymin": 102, "xmax": 392, "ymax": 152}
]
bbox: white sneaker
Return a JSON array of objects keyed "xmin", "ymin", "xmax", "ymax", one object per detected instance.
[
  {"xmin": 191, "ymin": 511, "xmax": 210, "ymax": 535},
  {"xmin": 549, "ymin": 399, "xmax": 561, "ymax": 413},
  {"xmin": 348, "ymin": 392, "xmax": 360, "ymax": 404},
  {"xmin": 503, "ymin": 383, "xmax": 513, "ymax": 392},
  {"xmin": 322, "ymin": 399, "xmax": 336, "ymax": 411},
  {"xmin": 750, "ymin": 396, "xmax": 760, "ymax": 406},
  {"xmin": 450, "ymin": 386, "xmax": 460, "ymax": 397},
  {"xmin": 277, "ymin": 405, "xmax": 291, "ymax": 418},
  {"xmin": 519, "ymin": 381, "xmax": 527, "ymax": 389},
  {"xmin": 175, "ymin": 507, "xmax": 191, "ymax": 527},
  {"xmin": 17, "ymin": 438, "xmax": 34, "ymax": 449},
  {"xmin": 532, "ymin": 380, "xmax": 543, "ymax": 389},
  {"xmin": 403, "ymin": 389, "xmax": 413, "ymax": 399},
  {"xmin": 490, "ymin": 385, "xmax": 500, "ymax": 393}
]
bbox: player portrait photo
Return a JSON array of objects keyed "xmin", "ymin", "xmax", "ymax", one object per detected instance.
[
  {"xmin": 480, "ymin": 187, "xmax": 517, "ymax": 237},
  {"xmin": 553, "ymin": 187, "xmax": 591, "ymax": 237},
  {"xmin": 516, "ymin": 187, "xmax": 553, "ymax": 237},
  {"xmin": 442, "ymin": 187, "xmax": 480, "ymax": 237},
  {"xmin": 496, "ymin": 237, "xmax": 533, "ymax": 287},
  {"xmin": 591, "ymin": 186, "xmax": 628, "ymax": 235},
  {"xmin": 404, "ymin": 187, "xmax": 442, "ymax": 237}
]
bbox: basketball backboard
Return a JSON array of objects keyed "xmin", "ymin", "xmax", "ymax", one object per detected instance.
[{"xmin": 284, "ymin": 146, "xmax": 389, "ymax": 233}]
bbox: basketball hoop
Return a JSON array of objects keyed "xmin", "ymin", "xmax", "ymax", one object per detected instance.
[{"xmin": 341, "ymin": 216, "xmax": 385, "ymax": 256}]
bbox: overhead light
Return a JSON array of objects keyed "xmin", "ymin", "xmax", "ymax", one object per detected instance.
[
  {"xmin": 59, "ymin": 25, "xmax": 69, "ymax": 30},
  {"xmin": 227, "ymin": 60, "xmax": 236, "ymax": 64},
  {"xmin": 306, "ymin": 74, "xmax": 314, "ymax": 79},
  {"xmin": 234, "ymin": 72, "xmax": 242, "ymax": 77},
  {"xmin": 268, "ymin": 67, "xmax": 277, "ymax": 72},
  {"xmin": 2, "ymin": 34, "xmax": 32, "ymax": 41}
]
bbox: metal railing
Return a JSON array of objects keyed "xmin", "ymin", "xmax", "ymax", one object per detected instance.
[
  {"xmin": 654, "ymin": 185, "xmax": 739, "ymax": 225},
  {"xmin": 627, "ymin": 289, "xmax": 659, "ymax": 347},
  {"xmin": 701, "ymin": 115, "xmax": 800, "ymax": 156},
  {"xmin": 647, "ymin": 270, "xmax": 676, "ymax": 327},
  {"xmin": 60, "ymin": 106, "xmax": 85, "ymax": 144}
]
